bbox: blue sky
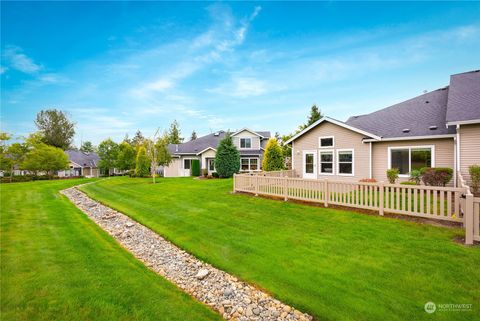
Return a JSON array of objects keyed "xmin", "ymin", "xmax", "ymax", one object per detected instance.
[{"xmin": 2, "ymin": 1, "xmax": 480, "ymax": 145}]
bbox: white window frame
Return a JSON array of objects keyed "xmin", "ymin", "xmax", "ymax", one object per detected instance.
[
  {"xmin": 336, "ymin": 149, "xmax": 355, "ymax": 176},
  {"xmin": 240, "ymin": 157, "xmax": 259, "ymax": 171},
  {"xmin": 183, "ymin": 158, "xmax": 197, "ymax": 170},
  {"xmin": 319, "ymin": 149, "xmax": 335, "ymax": 175},
  {"xmin": 240, "ymin": 138, "xmax": 252, "ymax": 149},
  {"xmin": 318, "ymin": 136, "xmax": 335, "ymax": 148},
  {"xmin": 387, "ymin": 145, "xmax": 435, "ymax": 178}
]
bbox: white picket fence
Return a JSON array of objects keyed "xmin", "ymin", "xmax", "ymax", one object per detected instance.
[{"xmin": 234, "ymin": 172, "xmax": 479, "ymax": 244}]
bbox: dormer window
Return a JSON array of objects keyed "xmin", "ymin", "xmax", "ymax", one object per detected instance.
[
  {"xmin": 240, "ymin": 138, "xmax": 252, "ymax": 149},
  {"xmin": 319, "ymin": 136, "xmax": 334, "ymax": 148}
]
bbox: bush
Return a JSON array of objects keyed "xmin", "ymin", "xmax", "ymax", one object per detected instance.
[
  {"xmin": 409, "ymin": 169, "xmax": 421, "ymax": 185},
  {"xmin": 359, "ymin": 178, "xmax": 377, "ymax": 183},
  {"xmin": 469, "ymin": 165, "xmax": 480, "ymax": 193},
  {"xmin": 214, "ymin": 134, "xmax": 240, "ymax": 178},
  {"xmin": 202, "ymin": 168, "xmax": 208, "ymax": 177},
  {"xmin": 420, "ymin": 167, "xmax": 453, "ymax": 186},
  {"xmin": 262, "ymin": 138, "xmax": 284, "ymax": 171},
  {"xmin": 386, "ymin": 168, "xmax": 399, "ymax": 184},
  {"xmin": 135, "ymin": 146, "xmax": 150, "ymax": 177},
  {"xmin": 401, "ymin": 181, "xmax": 417, "ymax": 185},
  {"xmin": 191, "ymin": 159, "xmax": 200, "ymax": 176},
  {"xmin": 212, "ymin": 172, "xmax": 219, "ymax": 178}
]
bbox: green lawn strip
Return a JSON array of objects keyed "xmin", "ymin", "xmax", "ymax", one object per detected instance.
[
  {"xmin": 80, "ymin": 177, "xmax": 480, "ymax": 321},
  {"xmin": 0, "ymin": 179, "xmax": 221, "ymax": 321}
]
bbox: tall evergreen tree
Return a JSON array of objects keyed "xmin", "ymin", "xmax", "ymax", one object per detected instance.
[
  {"xmin": 34, "ymin": 109, "xmax": 76, "ymax": 150},
  {"xmin": 262, "ymin": 138, "xmax": 284, "ymax": 171},
  {"xmin": 168, "ymin": 120, "xmax": 183, "ymax": 144},
  {"xmin": 135, "ymin": 146, "xmax": 150, "ymax": 177},
  {"xmin": 300, "ymin": 104, "xmax": 323, "ymax": 130},
  {"xmin": 190, "ymin": 130, "xmax": 197, "ymax": 141},
  {"xmin": 132, "ymin": 130, "xmax": 145, "ymax": 147},
  {"xmin": 214, "ymin": 133, "xmax": 240, "ymax": 178},
  {"xmin": 80, "ymin": 141, "xmax": 95, "ymax": 153}
]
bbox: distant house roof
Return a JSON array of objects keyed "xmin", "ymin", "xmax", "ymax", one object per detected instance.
[
  {"xmin": 445, "ymin": 70, "xmax": 480, "ymax": 125},
  {"xmin": 346, "ymin": 87, "xmax": 456, "ymax": 139},
  {"xmin": 168, "ymin": 130, "xmax": 271, "ymax": 155},
  {"xmin": 66, "ymin": 150, "xmax": 100, "ymax": 167}
]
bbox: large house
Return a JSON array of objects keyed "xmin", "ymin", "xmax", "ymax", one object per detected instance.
[
  {"xmin": 164, "ymin": 129, "xmax": 271, "ymax": 177},
  {"xmin": 286, "ymin": 70, "xmax": 480, "ymax": 186},
  {"xmin": 58, "ymin": 150, "xmax": 101, "ymax": 178}
]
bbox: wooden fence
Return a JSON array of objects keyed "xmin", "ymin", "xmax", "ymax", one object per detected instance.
[
  {"xmin": 243, "ymin": 170, "xmax": 296, "ymax": 177},
  {"xmin": 234, "ymin": 172, "xmax": 479, "ymax": 244}
]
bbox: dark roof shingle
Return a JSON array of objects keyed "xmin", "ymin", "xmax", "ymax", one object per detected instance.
[
  {"xmin": 446, "ymin": 70, "xmax": 480, "ymax": 123},
  {"xmin": 66, "ymin": 150, "xmax": 100, "ymax": 167}
]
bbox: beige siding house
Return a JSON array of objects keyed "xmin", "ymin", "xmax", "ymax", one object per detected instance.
[
  {"xmin": 287, "ymin": 70, "xmax": 480, "ymax": 187},
  {"xmin": 164, "ymin": 129, "xmax": 270, "ymax": 177}
]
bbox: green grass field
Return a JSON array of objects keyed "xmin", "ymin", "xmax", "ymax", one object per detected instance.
[
  {"xmin": 81, "ymin": 177, "xmax": 480, "ymax": 321},
  {"xmin": 0, "ymin": 179, "xmax": 221, "ymax": 321}
]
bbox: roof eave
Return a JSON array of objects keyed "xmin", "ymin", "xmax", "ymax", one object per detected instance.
[
  {"xmin": 363, "ymin": 134, "xmax": 456, "ymax": 142},
  {"xmin": 446, "ymin": 119, "xmax": 480, "ymax": 126},
  {"xmin": 231, "ymin": 128, "xmax": 264, "ymax": 138}
]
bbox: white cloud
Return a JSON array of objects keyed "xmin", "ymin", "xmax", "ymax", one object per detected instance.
[{"xmin": 3, "ymin": 46, "xmax": 42, "ymax": 74}]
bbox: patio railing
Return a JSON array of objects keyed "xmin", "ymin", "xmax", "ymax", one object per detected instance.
[{"xmin": 233, "ymin": 173, "xmax": 478, "ymax": 244}]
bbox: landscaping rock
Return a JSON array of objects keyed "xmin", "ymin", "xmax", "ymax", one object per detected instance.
[{"xmin": 61, "ymin": 187, "xmax": 313, "ymax": 321}]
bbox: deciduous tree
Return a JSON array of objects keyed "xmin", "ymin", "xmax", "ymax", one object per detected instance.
[
  {"xmin": 22, "ymin": 144, "xmax": 69, "ymax": 177},
  {"xmin": 34, "ymin": 109, "xmax": 75, "ymax": 150},
  {"xmin": 116, "ymin": 141, "xmax": 136, "ymax": 171},
  {"xmin": 135, "ymin": 146, "xmax": 150, "ymax": 177},
  {"xmin": 97, "ymin": 139, "xmax": 119, "ymax": 175}
]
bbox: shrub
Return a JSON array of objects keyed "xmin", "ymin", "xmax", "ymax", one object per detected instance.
[
  {"xmin": 401, "ymin": 181, "xmax": 417, "ymax": 185},
  {"xmin": 212, "ymin": 172, "xmax": 219, "ymax": 178},
  {"xmin": 386, "ymin": 168, "xmax": 399, "ymax": 184},
  {"xmin": 409, "ymin": 169, "xmax": 421, "ymax": 185},
  {"xmin": 202, "ymin": 168, "xmax": 208, "ymax": 177},
  {"xmin": 359, "ymin": 178, "xmax": 377, "ymax": 183},
  {"xmin": 420, "ymin": 167, "xmax": 453, "ymax": 186},
  {"xmin": 191, "ymin": 159, "xmax": 200, "ymax": 176},
  {"xmin": 135, "ymin": 146, "xmax": 150, "ymax": 177},
  {"xmin": 469, "ymin": 165, "xmax": 480, "ymax": 193},
  {"xmin": 262, "ymin": 138, "xmax": 284, "ymax": 171},
  {"xmin": 214, "ymin": 134, "xmax": 240, "ymax": 178}
]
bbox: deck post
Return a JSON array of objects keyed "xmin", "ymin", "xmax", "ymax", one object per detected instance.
[
  {"xmin": 255, "ymin": 175, "xmax": 259, "ymax": 196},
  {"xmin": 465, "ymin": 193, "xmax": 474, "ymax": 245},
  {"xmin": 379, "ymin": 181, "xmax": 384, "ymax": 216},
  {"xmin": 284, "ymin": 177, "xmax": 288, "ymax": 201},
  {"xmin": 324, "ymin": 179, "xmax": 329, "ymax": 207}
]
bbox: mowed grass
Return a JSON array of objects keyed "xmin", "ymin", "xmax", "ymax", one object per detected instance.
[
  {"xmin": 0, "ymin": 179, "xmax": 221, "ymax": 321},
  {"xmin": 81, "ymin": 177, "xmax": 480, "ymax": 321}
]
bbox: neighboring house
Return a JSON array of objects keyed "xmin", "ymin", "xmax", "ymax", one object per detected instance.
[
  {"xmin": 286, "ymin": 70, "xmax": 480, "ymax": 186},
  {"xmin": 164, "ymin": 129, "xmax": 271, "ymax": 177},
  {"xmin": 58, "ymin": 150, "xmax": 101, "ymax": 178}
]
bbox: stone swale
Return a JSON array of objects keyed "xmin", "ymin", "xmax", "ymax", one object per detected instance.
[{"xmin": 61, "ymin": 187, "xmax": 313, "ymax": 321}]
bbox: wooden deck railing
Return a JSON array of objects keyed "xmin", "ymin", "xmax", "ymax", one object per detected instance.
[
  {"xmin": 234, "ymin": 174, "xmax": 478, "ymax": 244},
  {"xmin": 242, "ymin": 169, "xmax": 296, "ymax": 178}
]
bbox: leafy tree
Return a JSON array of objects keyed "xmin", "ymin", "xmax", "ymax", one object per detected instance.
[
  {"xmin": 25, "ymin": 132, "xmax": 44, "ymax": 148},
  {"xmin": 214, "ymin": 133, "xmax": 240, "ymax": 178},
  {"xmin": 116, "ymin": 141, "xmax": 136, "ymax": 171},
  {"xmin": 0, "ymin": 132, "xmax": 13, "ymax": 173},
  {"xmin": 168, "ymin": 120, "xmax": 183, "ymax": 144},
  {"xmin": 34, "ymin": 109, "xmax": 75, "ymax": 150},
  {"xmin": 156, "ymin": 133, "xmax": 172, "ymax": 167},
  {"xmin": 262, "ymin": 138, "xmax": 284, "ymax": 171},
  {"xmin": 190, "ymin": 130, "xmax": 197, "ymax": 141},
  {"xmin": 22, "ymin": 144, "xmax": 69, "ymax": 177},
  {"xmin": 80, "ymin": 141, "xmax": 95, "ymax": 153},
  {"xmin": 135, "ymin": 146, "xmax": 150, "ymax": 177},
  {"xmin": 7, "ymin": 143, "xmax": 29, "ymax": 178},
  {"xmin": 97, "ymin": 139, "xmax": 119, "ymax": 175},
  {"xmin": 132, "ymin": 130, "xmax": 145, "ymax": 147}
]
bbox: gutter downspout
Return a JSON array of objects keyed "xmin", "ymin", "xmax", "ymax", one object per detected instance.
[
  {"xmin": 369, "ymin": 142, "xmax": 372, "ymax": 179},
  {"xmin": 456, "ymin": 124, "xmax": 461, "ymax": 187}
]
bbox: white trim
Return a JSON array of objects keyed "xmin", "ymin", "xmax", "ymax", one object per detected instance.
[
  {"xmin": 453, "ymin": 135, "xmax": 457, "ymax": 187},
  {"xmin": 240, "ymin": 157, "xmax": 260, "ymax": 171},
  {"xmin": 291, "ymin": 141, "xmax": 295, "ymax": 171},
  {"xmin": 318, "ymin": 149, "xmax": 334, "ymax": 175},
  {"xmin": 446, "ymin": 119, "xmax": 480, "ymax": 126},
  {"xmin": 387, "ymin": 145, "xmax": 435, "ymax": 177},
  {"xmin": 456, "ymin": 124, "xmax": 461, "ymax": 172},
  {"xmin": 69, "ymin": 160, "xmax": 83, "ymax": 168},
  {"xmin": 239, "ymin": 137, "xmax": 252, "ymax": 149},
  {"xmin": 369, "ymin": 142, "xmax": 372, "ymax": 179},
  {"xmin": 318, "ymin": 136, "xmax": 335, "ymax": 148},
  {"xmin": 285, "ymin": 116, "xmax": 381, "ymax": 144},
  {"xmin": 336, "ymin": 149, "xmax": 355, "ymax": 176},
  {"xmin": 302, "ymin": 150, "xmax": 317, "ymax": 179},
  {"xmin": 196, "ymin": 147, "xmax": 217, "ymax": 155},
  {"xmin": 231, "ymin": 128, "xmax": 264, "ymax": 138},
  {"xmin": 363, "ymin": 134, "xmax": 455, "ymax": 142}
]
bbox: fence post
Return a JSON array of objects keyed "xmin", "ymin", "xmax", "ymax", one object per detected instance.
[
  {"xmin": 324, "ymin": 179, "xmax": 329, "ymax": 207},
  {"xmin": 465, "ymin": 193, "xmax": 474, "ymax": 245},
  {"xmin": 284, "ymin": 177, "xmax": 288, "ymax": 201},
  {"xmin": 379, "ymin": 181, "xmax": 384, "ymax": 216},
  {"xmin": 255, "ymin": 175, "xmax": 259, "ymax": 196},
  {"xmin": 233, "ymin": 174, "xmax": 237, "ymax": 193}
]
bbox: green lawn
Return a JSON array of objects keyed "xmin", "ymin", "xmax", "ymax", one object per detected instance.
[
  {"xmin": 81, "ymin": 177, "xmax": 480, "ymax": 321},
  {"xmin": 0, "ymin": 179, "xmax": 221, "ymax": 321}
]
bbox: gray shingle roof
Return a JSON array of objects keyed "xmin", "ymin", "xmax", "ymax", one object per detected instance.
[
  {"xmin": 446, "ymin": 70, "xmax": 480, "ymax": 123},
  {"xmin": 66, "ymin": 150, "xmax": 100, "ymax": 167},
  {"xmin": 346, "ymin": 87, "xmax": 456, "ymax": 138},
  {"xmin": 168, "ymin": 130, "xmax": 271, "ymax": 155}
]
